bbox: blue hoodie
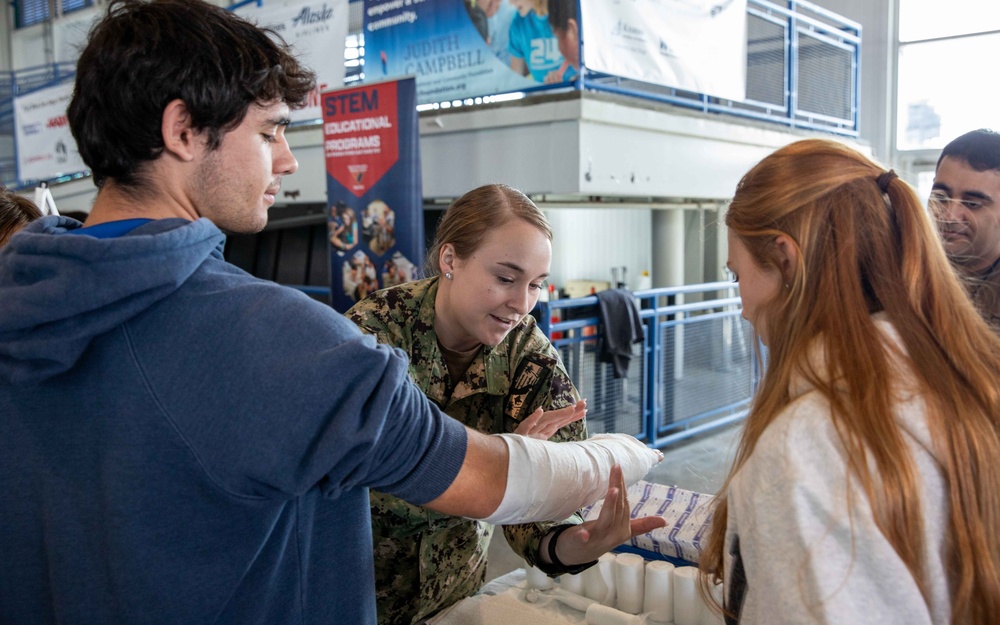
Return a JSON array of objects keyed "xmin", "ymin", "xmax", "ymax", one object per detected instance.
[{"xmin": 0, "ymin": 216, "xmax": 468, "ymax": 625}]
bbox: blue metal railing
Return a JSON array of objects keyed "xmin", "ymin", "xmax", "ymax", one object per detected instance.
[
  {"xmin": 538, "ymin": 282, "xmax": 758, "ymax": 449},
  {"xmin": 287, "ymin": 280, "xmax": 758, "ymax": 450}
]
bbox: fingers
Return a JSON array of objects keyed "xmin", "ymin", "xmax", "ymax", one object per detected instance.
[
  {"xmin": 629, "ymin": 516, "xmax": 667, "ymax": 537},
  {"xmin": 514, "ymin": 408, "xmax": 544, "ymax": 435},
  {"xmin": 614, "ymin": 473, "xmax": 667, "ymax": 540},
  {"xmin": 586, "ymin": 465, "xmax": 631, "ymax": 548},
  {"xmin": 513, "ymin": 401, "xmax": 587, "ymax": 440},
  {"xmin": 613, "ymin": 465, "xmax": 629, "ymax": 532},
  {"xmin": 550, "ymin": 401, "xmax": 587, "ymax": 428},
  {"xmin": 558, "ymin": 470, "xmax": 667, "ymax": 564}
]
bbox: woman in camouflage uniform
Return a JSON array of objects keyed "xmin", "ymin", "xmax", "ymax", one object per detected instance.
[{"xmin": 347, "ymin": 184, "xmax": 644, "ymax": 624}]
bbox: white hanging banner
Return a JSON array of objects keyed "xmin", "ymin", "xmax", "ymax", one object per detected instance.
[
  {"xmin": 580, "ymin": 0, "xmax": 747, "ymax": 101},
  {"xmin": 13, "ymin": 82, "xmax": 88, "ymax": 184},
  {"xmin": 234, "ymin": 0, "xmax": 350, "ymax": 122}
]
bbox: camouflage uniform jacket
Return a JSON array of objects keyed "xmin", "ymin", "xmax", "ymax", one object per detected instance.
[
  {"xmin": 963, "ymin": 257, "xmax": 1000, "ymax": 333},
  {"xmin": 346, "ymin": 277, "xmax": 586, "ymax": 625}
]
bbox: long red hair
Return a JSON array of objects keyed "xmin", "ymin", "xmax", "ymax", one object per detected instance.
[{"xmin": 700, "ymin": 139, "xmax": 1000, "ymax": 624}]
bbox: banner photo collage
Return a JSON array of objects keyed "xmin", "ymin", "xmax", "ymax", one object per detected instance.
[
  {"xmin": 363, "ymin": 0, "xmax": 578, "ymax": 104},
  {"xmin": 322, "ymin": 77, "xmax": 425, "ymax": 312}
]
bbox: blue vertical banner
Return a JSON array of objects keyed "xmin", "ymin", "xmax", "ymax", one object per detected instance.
[
  {"xmin": 364, "ymin": 0, "xmax": 577, "ymax": 104},
  {"xmin": 323, "ymin": 77, "xmax": 424, "ymax": 312}
]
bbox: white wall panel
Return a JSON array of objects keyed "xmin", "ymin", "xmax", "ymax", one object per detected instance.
[
  {"xmin": 419, "ymin": 95, "xmax": 835, "ymax": 200},
  {"xmin": 282, "ymin": 127, "xmax": 328, "ymax": 204},
  {"xmin": 544, "ymin": 207, "xmax": 653, "ymax": 291},
  {"xmin": 419, "ymin": 97, "xmax": 584, "ymax": 198}
]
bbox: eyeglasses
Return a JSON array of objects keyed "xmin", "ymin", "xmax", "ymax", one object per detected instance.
[{"xmin": 928, "ymin": 190, "xmax": 989, "ymax": 211}]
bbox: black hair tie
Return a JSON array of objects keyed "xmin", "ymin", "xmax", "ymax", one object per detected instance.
[{"xmin": 877, "ymin": 169, "xmax": 897, "ymax": 194}]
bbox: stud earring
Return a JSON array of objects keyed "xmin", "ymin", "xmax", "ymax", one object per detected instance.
[{"xmin": 445, "ymin": 272, "xmax": 453, "ymax": 280}]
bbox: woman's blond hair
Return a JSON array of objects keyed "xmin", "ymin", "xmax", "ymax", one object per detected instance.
[
  {"xmin": 424, "ymin": 183, "xmax": 551, "ymax": 276},
  {"xmin": 700, "ymin": 139, "xmax": 1000, "ymax": 624}
]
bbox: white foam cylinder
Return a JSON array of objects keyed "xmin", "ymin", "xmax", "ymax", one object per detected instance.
[
  {"xmin": 560, "ymin": 571, "xmax": 586, "ymax": 596},
  {"xmin": 583, "ymin": 553, "xmax": 617, "ymax": 606},
  {"xmin": 597, "ymin": 553, "xmax": 617, "ymax": 607},
  {"xmin": 643, "ymin": 560, "xmax": 675, "ymax": 623},
  {"xmin": 584, "ymin": 603, "xmax": 643, "ymax": 625},
  {"xmin": 551, "ymin": 588, "xmax": 598, "ymax": 613},
  {"xmin": 525, "ymin": 565, "xmax": 554, "ymax": 590},
  {"xmin": 673, "ymin": 566, "xmax": 701, "ymax": 625},
  {"xmin": 613, "ymin": 553, "xmax": 645, "ymax": 614},
  {"xmin": 582, "ymin": 559, "xmax": 609, "ymax": 602},
  {"xmin": 700, "ymin": 580, "xmax": 725, "ymax": 625}
]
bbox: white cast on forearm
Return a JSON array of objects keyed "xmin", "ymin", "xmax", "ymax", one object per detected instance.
[{"xmin": 480, "ymin": 433, "xmax": 660, "ymax": 525}]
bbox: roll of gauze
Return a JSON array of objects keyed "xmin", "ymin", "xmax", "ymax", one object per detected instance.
[
  {"xmin": 585, "ymin": 603, "xmax": 642, "ymax": 625},
  {"xmin": 560, "ymin": 572, "xmax": 586, "ymax": 596},
  {"xmin": 525, "ymin": 565, "xmax": 553, "ymax": 590},
  {"xmin": 613, "ymin": 553, "xmax": 645, "ymax": 614},
  {"xmin": 643, "ymin": 560, "xmax": 675, "ymax": 623},
  {"xmin": 481, "ymin": 433, "xmax": 661, "ymax": 525},
  {"xmin": 583, "ymin": 552, "xmax": 616, "ymax": 605},
  {"xmin": 597, "ymin": 552, "xmax": 617, "ymax": 606},
  {"xmin": 673, "ymin": 566, "xmax": 701, "ymax": 625},
  {"xmin": 550, "ymin": 588, "xmax": 598, "ymax": 613}
]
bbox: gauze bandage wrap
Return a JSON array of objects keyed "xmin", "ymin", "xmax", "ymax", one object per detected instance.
[{"xmin": 480, "ymin": 433, "xmax": 660, "ymax": 525}]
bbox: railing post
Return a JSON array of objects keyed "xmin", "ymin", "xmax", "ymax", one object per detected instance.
[
  {"xmin": 643, "ymin": 295, "xmax": 660, "ymax": 446},
  {"xmin": 787, "ymin": 1, "xmax": 798, "ymax": 126},
  {"xmin": 537, "ymin": 300, "xmax": 551, "ymax": 338}
]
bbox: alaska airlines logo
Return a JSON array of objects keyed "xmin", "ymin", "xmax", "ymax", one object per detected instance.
[
  {"xmin": 612, "ymin": 20, "xmax": 645, "ymax": 42},
  {"xmin": 293, "ymin": 3, "xmax": 333, "ymax": 26}
]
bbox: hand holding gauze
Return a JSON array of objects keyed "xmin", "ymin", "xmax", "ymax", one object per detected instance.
[{"xmin": 479, "ymin": 433, "xmax": 663, "ymax": 525}]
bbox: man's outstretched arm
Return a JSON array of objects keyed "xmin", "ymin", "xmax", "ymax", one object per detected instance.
[{"xmin": 424, "ymin": 428, "xmax": 663, "ymax": 524}]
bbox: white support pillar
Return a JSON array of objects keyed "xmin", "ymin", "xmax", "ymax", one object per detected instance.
[
  {"xmin": 653, "ymin": 209, "xmax": 686, "ymax": 380},
  {"xmin": 652, "ymin": 208, "xmax": 685, "ymax": 288}
]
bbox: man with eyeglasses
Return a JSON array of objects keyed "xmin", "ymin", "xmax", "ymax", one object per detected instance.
[{"xmin": 931, "ymin": 128, "xmax": 1000, "ymax": 330}]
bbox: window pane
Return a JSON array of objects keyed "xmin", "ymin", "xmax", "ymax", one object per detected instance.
[
  {"xmin": 899, "ymin": 0, "xmax": 1000, "ymax": 42},
  {"xmin": 16, "ymin": 0, "xmax": 50, "ymax": 28},
  {"xmin": 344, "ymin": 32, "xmax": 364, "ymax": 84},
  {"xmin": 916, "ymin": 170, "xmax": 936, "ymax": 209},
  {"xmin": 62, "ymin": 0, "xmax": 93, "ymax": 15},
  {"xmin": 896, "ymin": 34, "xmax": 1000, "ymax": 151}
]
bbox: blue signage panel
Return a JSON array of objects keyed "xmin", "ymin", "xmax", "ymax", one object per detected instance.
[
  {"xmin": 322, "ymin": 77, "xmax": 424, "ymax": 312},
  {"xmin": 364, "ymin": 0, "xmax": 577, "ymax": 103}
]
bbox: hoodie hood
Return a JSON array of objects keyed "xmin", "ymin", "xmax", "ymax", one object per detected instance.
[{"xmin": 0, "ymin": 216, "xmax": 225, "ymax": 385}]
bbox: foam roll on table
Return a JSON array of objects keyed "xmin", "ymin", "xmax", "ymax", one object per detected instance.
[
  {"xmin": 583, "ymin": 552, "xmax": 617, "ymax": 606},
  {"xmin": 560, "ymin": 571, "xmax": 586, "ymax": 596},
  {"xmin": 643, "ymin": 560, "xmax": 675, "ymax": 622},
  {"xmin": 613, "ymin": 553, "xmax": 645, "ymax": 614},
  {"xmin": 526, "ymin": 565, "xmax": 554, "ymax": 590},
  {"xmin": 673, "ymin": 566, "xmax": 701, "ymax": 625},
  {"xmin": 584, "ymin": 603, "xmax": 642, "ymax": 625}
]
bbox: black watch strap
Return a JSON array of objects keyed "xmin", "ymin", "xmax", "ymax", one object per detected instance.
[{"xmin": 533, "ymin": 523, "xmax": 600, "ymax": 577}]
